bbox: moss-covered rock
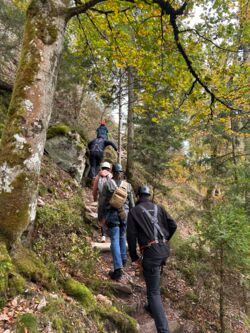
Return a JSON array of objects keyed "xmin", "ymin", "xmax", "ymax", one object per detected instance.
[
  {"xmin": 12, "ymin": 245, "xmax": 50, "ymax": 284},
  {"xmin": 8, "ymin": 272, "xmax": 26, "ymax": 297},
  {"xmin": 0, "ymin": 241, "xmax": 13, "ymax": 296},
  {"xmin": 16, "ymin": 313, "xmax": 38, "ymax": 333},
  {"xmin": 47, "ymin": 123, "xmax": 71, "ymax": 139},
  {"xmin": 98, "ymin": 305, "xmax": 139, "ymax": 333},
  {"xmin": 63, "ymin": 278, "xmax": 96, "ymax": 311}
]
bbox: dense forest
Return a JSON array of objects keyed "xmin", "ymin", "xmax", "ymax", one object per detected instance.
[{"xmin": 0, "ymin": 0, "xmax": 249, "ymax": 332}]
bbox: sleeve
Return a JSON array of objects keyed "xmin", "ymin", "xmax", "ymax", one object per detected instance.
[
  {"xmin": 127, "ymin": 210, "xmax": 139, "ymax": 262},
  {"xmin": 88, "ymin": 140, "xmax": 93, "ymax": 150},
  {"xmin": 104, "ymin": 140, "xmax": 117, "ymax": 151},
  {"xmin": 92, "ymin": 175, "xmax": 99, "ymax": 201},
  {"xmin": 161, "ymin": 207, "xmax": 177, "ymax": 240}
]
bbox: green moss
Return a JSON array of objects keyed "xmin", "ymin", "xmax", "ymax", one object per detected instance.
[
  {"xmin": 0, "ymin": 172, "xmax": 38, "ymax": 244},
  {"xmin": 0, "ymin": 91, "xmax": 11, "ymax": 138},
  {"xmin": 16, "ymin": 313, "xmax": 38, "ymax": 333},
  {"xmin": 0, "ymin": 297, "xmax": 6, "ymax": 309},
  {"xmin": 8, "ymin": 272, "xmax": 26, "ymax": 297},
  {"xmin": 13, "ymin": 245, "xmax": 50, "ymax": 284},
  {"xmin": 0, "ymin": 241, "xmax": 13, "ymax": 295},
  {"xmin": 63, "ymin": 278, "xmax": 96, "ymax": 311},
  {"xmin": 97, "ymin": 305, "xmax": 139, "ymax": 333},
  {"xmin": 47, "ymin": 123, "xmax": 71, "ymax": 139}
]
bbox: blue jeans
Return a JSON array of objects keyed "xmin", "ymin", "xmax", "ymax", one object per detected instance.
[
  {"xmin": 106, "ymin": 209, "xmax": 128, "ymax": 270},
  {"xmin": 109, "ymin": 225, "xmax": 127, "ymax": 270},
  {"xmin": 143, "ymin": 257, "xmax": 169, "ymax": 333}
]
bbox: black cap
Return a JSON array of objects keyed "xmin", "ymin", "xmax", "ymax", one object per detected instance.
[
  {"xmin": 112, "ymin": 163, "xmax": 123, "ymax": 173},
  {"xmin": 137, "ymin": 185, "xmax": 151, "ymax": 196}
]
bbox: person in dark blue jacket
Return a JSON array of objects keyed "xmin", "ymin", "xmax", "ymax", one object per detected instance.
[
  {"xmin": 96, "ymin": 121, "xmax": 109, "ymax": 139},
  {"xmin": 87, "ymin": 137, "xmax": 117, "ymax": 178}
]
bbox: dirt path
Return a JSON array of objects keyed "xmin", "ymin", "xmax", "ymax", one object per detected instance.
[{"xmin": 85, "ymin": 188, "xmax": 184, "ymax": 333}]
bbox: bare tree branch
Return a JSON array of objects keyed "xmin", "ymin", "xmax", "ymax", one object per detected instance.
[
  {"xmin": 67, "ymin": 0, "xmax": 105, "ymax": 20},
  {"xmin": 179, "ymin": 28, "xmax": 240, "ymax": 53}
]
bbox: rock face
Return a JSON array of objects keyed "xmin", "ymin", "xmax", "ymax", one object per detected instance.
[{"xmin": 45, "ymin": 132, "xmax": 86, "ymax": 183}]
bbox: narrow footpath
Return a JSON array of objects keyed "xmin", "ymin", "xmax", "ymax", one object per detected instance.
[{"xmin": 84, "ymin": 188, "xmax": 184, "ymax": 333}]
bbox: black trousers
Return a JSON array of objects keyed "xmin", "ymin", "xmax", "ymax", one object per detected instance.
[
  {"xmin": 143, "ymin": 257, "xmax": 170, "ymax": 333},
  {"xmin": 89, "ymin": 151, "xmax": 103, "ymax": 178}
]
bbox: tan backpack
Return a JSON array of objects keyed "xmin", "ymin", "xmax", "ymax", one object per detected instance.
[{"xmin": 109, "ymin": 180, "xmax": 128, "ymax": 209}]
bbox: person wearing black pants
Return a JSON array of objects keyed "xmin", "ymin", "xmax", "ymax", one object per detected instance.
[
  {"xmin": 87, "ymin": 136, "xmax": 117, "ymax": 178},
  {"xmin": 127, "ymin": 186, "xmax": 177, "ymax": 333}
]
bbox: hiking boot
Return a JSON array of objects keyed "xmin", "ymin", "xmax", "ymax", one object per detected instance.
[
  {"xmin": 101, "ymin": 236, "xmax": 106, "ymax": 243},
  {"xmin": 144, "ymin": 303, "xmax": 153, "ymax": 317},
  {"xmin": 122, "ymin": 259, "xmax": 127, "ymax": 267},
  {"xmin": 109, "ymin": 268, "xmax": 123, "ymax": 281}
]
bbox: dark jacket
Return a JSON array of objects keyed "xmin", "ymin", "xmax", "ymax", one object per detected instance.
[
  {"xmin": 88, "ymin": 138, "xmax": 117, "ymax": 153},
  {"xmin": 96, "ymin": 125, "xmax": 109, "ymax": 138},
  {"xmin": 127, "ymin": 197, "xmax": 177, "ymax": 262}
]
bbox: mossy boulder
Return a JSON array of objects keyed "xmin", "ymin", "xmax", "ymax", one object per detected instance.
[
  {"xmin": 12, "ymin": 245, "xmax": 50, "ymax": 284},
  {"xmin": 63, "ymin": 278, "xmax": 96, "ymax": 311},
  {"xmin": 45, "ymin": 125, "xmax": 87, "ymax": 182},
  {"xmin": 47, "ymin": 123, "xmax": 71, "ymax": 140},
  {"xmin": 8, "ymin": 272, "xmax": 26, "ymax": 297},
  {"xmin": 0, "ymin": 241, "xmax": 13, "ymax": 296},
  {"xmin": 98, "ymin": 305, "xmax": 139, "ymax": 333}
]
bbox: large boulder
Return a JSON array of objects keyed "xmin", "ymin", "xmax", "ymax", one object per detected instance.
[{"xmin": 45, "ymin": 124, "xmax": 86, "ymax": 183}]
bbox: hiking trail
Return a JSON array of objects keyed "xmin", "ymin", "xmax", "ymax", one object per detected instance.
[{"xmin": 84, "ymin": 188, "xmax": 186, "ymax": 333}]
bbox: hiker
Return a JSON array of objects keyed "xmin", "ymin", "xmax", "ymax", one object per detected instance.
[
  {"xmin": 87, "ymin": 137, "xmax": 117, "ymax": 178},
  {"xmin": 127, "ymin": 186, "xmax": 177, "ymax": 333},
  {"xmin": 96, "ymin": 121, "xmax": 109, "ymax": 139},
  {"xmin": 99, "ymin": 163, "xmax": 135, "ymax": 281},
  {"xmin": 92, "ymin": 161, "xmax": 112, "ymax": 243}
]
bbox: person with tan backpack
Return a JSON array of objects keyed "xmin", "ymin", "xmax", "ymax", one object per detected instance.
[{"xmin": 99, "ymin": 163, "xmax": 135, "ymax": 281}]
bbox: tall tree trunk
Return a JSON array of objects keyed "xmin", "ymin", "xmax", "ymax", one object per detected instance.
[
  {"xmin": 126, "ymin": 66, "xmax": 134, "ymax": 181},
  {"xmin": 0, "ymin": 0, "xmax": 67, "ymax": 244},
  {"xmin": 118, "ymin": 69, "xmax": 122, "ymax": 164}
]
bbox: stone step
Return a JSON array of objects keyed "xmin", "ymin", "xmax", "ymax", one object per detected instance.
[
  {"xmin": 140, "ymin": 320, "xmax": 183, "ymax": 333},
  {"xmin": 91, "ymin": 242, "xmax": 111, "ymax": 252}
]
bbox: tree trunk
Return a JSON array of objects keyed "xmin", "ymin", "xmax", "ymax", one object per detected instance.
[
  {"xmin": 118, "ymin": 69, "xmax": 122, "ymax": 164},
  {"xmin": 126, "ymin": 66, "xmax": 134, "ymax": 181},
  {"xmin": 0, "ymin": 0, "xmax": 67, "ymax": 244}
]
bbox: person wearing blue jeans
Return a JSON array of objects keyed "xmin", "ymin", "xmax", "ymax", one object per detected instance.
[
  {"xmin": 100, "ymin": 164, "xmax": 134, "ymax": 281},
  {"xmin": 109, "ymin": 221, "xmax": 127, "ymax": 269}
]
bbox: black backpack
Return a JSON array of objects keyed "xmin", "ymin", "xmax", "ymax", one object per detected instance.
[{"xmin": 91, "ymin": 138, "xmax": 103, "ymax": 152}]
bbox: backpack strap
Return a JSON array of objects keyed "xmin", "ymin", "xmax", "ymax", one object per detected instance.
[
  {"xmin": 120, "ymin": 180, "xmax": 128, "ymax": 191},
  {"xmin": 140, "ymin": 204, "xmax": 166, "ymax": 244}
]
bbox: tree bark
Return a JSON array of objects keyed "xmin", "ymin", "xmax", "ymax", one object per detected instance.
[
  {"xmin": 118, "ymin": 69, "xmax": 122, "ymax": 164},
  {"xmin": 0, "ymin": 0, "xmax": 67, "ymax": 244},
  {"xmin": 126, "ymin": 66, "xmax": 134, "ymax": 181}
]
